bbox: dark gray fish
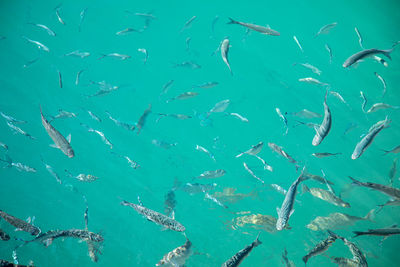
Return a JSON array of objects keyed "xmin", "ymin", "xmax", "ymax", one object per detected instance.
[
  {"xmin": 27, "ymin": 229, "xmax": 103, "ymax": 247},
  {"xmin": 136, "ymin": 104, "xmax": 151, "ymax": 134},
  {"xmin": 314, "ymin": 22, "xmax": 337, "ymax": 38},
  {"xmin": 40, "ymin": 106, "xmax": 74, "ymax": 158},
  {"xmin": 0, "ymin": 210, "xmax": 40, "ymax": 235},
  {"xmin": 57, "ymin": 71, "xmax": 62, "ymax": 88},
  {"xmin": 23, "ymin": 57, "xmax": 39, "ymax": 68},
  {"xmin": 164, "ymin": 190, "xmax": 176, "ymax": 217},
  {"xmin": 349, "ymin": 176, "xmax": 400, "ymax": 199},
  {"xmin": 167, "ymin": 92, "xmax": 198, "ymax": 103},
  {"xmin": 0, "ymin": 142, "xmax": 8, "ymax": 151},
  {"xmin": 281, "ymin": 248, "xmax": 294, "ymax": 267},
  {"xmin": 156, "ymin": 237, "xmax": 192, "ymax": 266},
  {"xmin": 343, "ymin": 48, "xmax": 394, "ymax": 68},
  {"xmin": 121, "ymin": 200, "xmax": 185, "ymax": 232},
  {"xmin": 351, "ymin": 117, "xmax": 390, "ymax": 159},
  {"xmin": 388, "ymin": 158, "xmax": 397, "ymax": 186},
  {"xmin": 0, "ymin": 228, "xmax": 10, "ymax": 241},
  {"xmin": 312, "ymin": 90, "xmax": 331, "ymax": 146},
  {"xmin": 222, "ymin": 233, "xmax": 261, "ymax": 267},
  {"xmin": 156, "ymin": 113, "xmax": 192, "ymax": 123},
  {"xmin": 353, "ymin": 225, "xmax": 400, "ymax": 238},
  {"xmin": 227, "ymin": 18, "xmax": 280, "ymax": 36},
  {"xmin": 303, "ymin": 230, "xmax": 338, "ymax": 264}
]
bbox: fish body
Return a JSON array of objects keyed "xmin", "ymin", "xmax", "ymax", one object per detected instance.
[
  {"xmin": 138, "ymin": 48, "xmax": 148, "ymax": 64},
  {"xmin": 312, "ymin": 91, "xmax": 331, "ymax": 146},
  {"xmin": 167, "ymin": 92, "xmax": 198, "ymax": 103},
  {"xmin": 325, "ymin": 44, "xmax": 333, "ymax": 63},
  {"xmin": 353, "ymin": 226, "xmax": 400, "ymax": 238},
  {"xmin": 236, "ymin": 142, "xmax": 263, "ymax": 158},
  {"xmin": 23, "ymin": 36, "xmax": 49, "ymax": 52},
  {"xmin": 367, "ymin": 103, "xmax": 398, "ymax": 113},
  {"xmin": 293, "ymin": 36, "xmax": 304, "ymax": 52},
  {"xmin": 105, "ymin": 111, "xmax": 135, "ymax": 131},
  {"xmin": 213, "ymin": 188, "xmax": 255, "ymax": 204},
  {"xmin": 88, "ymin": 128, "xmax": 113, "ymax": 149},
  {"xmin": 243, "ymin": 162, "xmax": 265, "ymax": 184},
  {"xmin": 160, "ymin": 80, "xmax": 174, "ymax": 96},
  {"xmin": 303, "ymin": 184, "xmax": 350, "ymax": 207},
  {"xmin": 299, "ymin": 77, "xmax": 328, "ymax": 86},
  {"xmin": 177, "ymin": 182, "xmax": 217, "ymax": 195},
  {"xmin": 228, "ymin": 18, "xmax": 280, "ymax": 36},
  {"xmin": 314, "ymin": 22, "xmax": 337, "ymax": 38},
  {"xmin": 288, "ymin": 109, "xmax": 321, "ymax": 119},
  {"xmin": 374, "ymin": 72, "xmax": 387, "ymax": 97},
  {"xmin": 28, "ymin": 23, "xmax": 56, "ymax": 36},
  {"xmin": 221, "ymin": 39, "xmax": 232, "ymax": 75},
  {"xmin": 372, "ymin": 55, "xmax": 388, "ymax": 67},
  {"xmin": 55, "ymin": 7, "xmax": 66, "ymax": 25},
  {"xmin": 343, "ymin": 48, "xmax": 394, "ymax": 68},
  {"xmin": 41, "ymin": 159, "xmax": 62, "ymax": 184},
  {"xmin": 210, "ymin": 100, "xmax": 230, "ymax": 113},
  {"xmin": 192, "ymin": 82, "xmax": 219, "ymax": 89},
  {"xmin": 195, "ymin": 145, "xmax": 215, "ymax": 161},
  {"xmin": 40, "ymin": 107, "xmax": 74, "ymax": 157},
  {"xmin": 156, "ymin": 238, "xmax": 192, "ymax": 266},
  {"xmin": 196, "ymin": 169, "xmax": 226, "ymax": 179},
  {"xmin": 180, "ymin": 16, "xmax": 197, "ymax": 33},
  {"xmin": 349, "ymin": 176, "xmax": 400, "ymax": 199},
  {"xmin": 0, "ymin": 210, "xmax": 40, "ymax": 235},
  {"xmin": 229, "ymin": 113, "xmax": 249, "ymax": 122},
  {"xmin": 351, "ymin": 117, "xmax": 390, "ymax": 159},
  {"xmin": 136, "ymin": 104, "xmax": 152, "ymax": 134},
  {"xmin": 0, "ymin": 111, "xmax": 27, "ymax": 124},
  {"xmin": 116, "ymin": 28, "xmax": 142, "ymax": 35},
  {"xmin": 164, "ymin": 190, "xmax": 176, "ymax": 217},
  {"xmin": 360, "ymin": 91, "xmax": 367, "ymax": 113},
  {"xmin": 330, "ymin": 91, "xmax": 347, "ymax": 104},
  {"xmin": 307, "ymin": 210, "xmax": 374, "ymax": 231},
  {"xmin": 355, "ymin": 27, "xmax": 364, "ymax": 49},
  {"xmin": 121, "ymin": 200, "xmax": 185, "ymax": 232},
  {"xmin": 50, "ymin": 110, "xmax": 77, "ymax": 121},
  {"xmin": 268, "ymin": 142, "xmax": 297, "ymax": 164},
  {"xmin": 303, "ymin": 231, "xmax": 338, "ymax": 264},
  {"xmin": 98, "ymin": 53, "xmax": 131, "ymax": 60},
  {"xmin": 222, "ymin": 233, "xmax": 261, "ymax": 267},
  {"xmin": 29, "ymin": 229, "xmax": 103, "ymax": 246},
  {"xmin": 296, "ymin": 63, "xmax": 321, "ymax": 75},
  {"xmin": 335, "ymin": 235, "xmax": 368, "ymax": 267},
  {"xmin": 0, "ymin": 142, "xmax": 7, "ymax": 150},
  {"xmin": 78, "ymin": 8, "xmax": 88, "ymax": 32},
  {"xmin": 87, "ymin": 110, "xmax": 101, "ymax": 122},
  {"xmin": 152, "ymin": 139, "xmax": 177, "ymax": 149},
  {"xmin": 65, "ymin": 50, "xmax": 90, "ymax": 58},
  {"xmin": 276, "ymin": 108, "xmax": 289, "ymax": 135},
  {"xmin": 230, "ymin": 213, "xmax": 289, "ymax": 233},
  {"xmin": 6, "ymin": 122, "xmax": 35, "ymax": 140},
  {"xmin": 173, "ymin": 61, "xmax": 201, "ymax": 69},
  {"xmin": 312, "ymin": 152, "xmax": 341, "ymax": 158}
]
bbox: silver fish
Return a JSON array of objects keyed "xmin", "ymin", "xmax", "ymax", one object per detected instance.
[
  {"xmin": 331, "ymin": 234, "xmax": 368, "ymax": 267},
  {"xmin": 299, "ymin": 77, "xmax": 329, "ymax": 86},
  {"xmin": 0, "ymin": 210, "xmax": 40, "ymax": 235},
  {"xmin": 222, "ymin": 233, "xmax": 262, "ymax": 267},
  {"xmin": 295, "ymin": 63, "xmax": 321, "ymax": 75},
  {"xmin": 138, "ymin": 48, "xmax": 148, "ymax": 64},
  {"xmin": 88, "ymin": 128, "xmax": 113, "ymax": 149},
  {"xmin": 167, "ymin": 92, "xmax": 198, "ymax": 103},
  {"xmin": 1, "ymin": 155, "xmax": 36, "ymax": 173},
  {"xmin": 312, "ymin": 152, "xmax": 341, "ymax": 158},
  {"xmin": 195, "ymin": 145, "xmax": 215, "ymax": 161},
  {"xmin": 192, "ymin": 81, "xmax": 219, "ymax": 89},
  {"xmin": 293, "ymin": 36, "xmax": 304, "ymax": 53},
  {"xmin": 76, "ymin": 69, "xmax": 85, "ymax": 85},
  {"xmin": 65, "ymin": 50, "xmax": 90, "ymax": 58},
  {"xmin": 172, "ymin": 61, "xmax": 201, "ymax": 69},
  {"xmin": 287, "ymin": 109, "xmax": 321, "ymax": 119},
  {"xmin": 98, "ymin": 53, "xmax": 131, "ymax": 60},
  {"xmin": 229, "ymin": 113, "xmax": 249, "ymax": 123},
  {"xmin": 105, "ymin": 111, "xmax": 135, "ymax": 131},
  {"xmin": 152, "ymin": 139, "xmax": 177, "ymax": 149},
  {"xmin": 343, "ymin": 48, "xmax": 394, "ymax": 68},
  {"xmin": 116, "ymin": 28, "xmax": 142, "ymax": 35},
  {"xmin": 228, "ymin": 17, "xmax": 280, "ymax": 36},
  {"xmin": 87, "ymin": 110, "xmax": 101, "ymax": 122},
  {"xmin": 210, "ymin": 99, "xmax": 230, "ymax": 113},
  {"xmin": 180, "ymin": 16, "xmax": 197, "ymax": 33},
  {"xmin": 221, "ymin": 38, "xmax": 232, "ymax": 75},
  {"xmin": 196, "ymin": 169, "xmax": 226, "ymax": 179},
  {"xmin": 6, "ymin": 122, "xmax": 35, "ymax": 140},
  {"xmin": 276, "ymin": 169, "xmax": 307, "ymax": 230},
  {"xmin": 204, "ymin": 191, "xmax": 228, "ymax": 209},
  {"xmin": 349, "ymin": 176, "xmax": 400, "ymax": 199},
  {"xmin": 185, "ymin": 37, "xmax": 192, "ymax": 51},
  {"xmin": 160, "ymin": 80, "xmax": 174, "ymax": 96},
  {"xmin": 0, "ymin": 141, "xmax": 8, "ymax": 150},
  {"xmin": 23, "ymin": 57, "xmax": 40, "ymax": 68},
  {"xmin": 236, "ymin": 142, "xmax": 263, "ymax": 158},
  {"xmin": 275, "ymin": 108, "xmax": 288, "ymax": 135},
  {"xmin": 136, "ymin": 104, "xmax": 151, "ymax": 134},
  {"xmin": 303, "ymin": 231, "xmax": 338, "ymax": 264},
  {"xmin": 49, "ymin": 110, "xmax": 77, "ymax": 121},
  {"xmin": 307, "ymin": 210, "xmax": 374, "ymax": 231},
  {"xmin": 330, "ymin": 91, "xmax": 347, "ymax": 105},
  {"xmin": 55, "ymin": 7, "xmax": 66, "ymax": 25},
  {"xmin": 374, "ymin": 72, "xmax": 387, "ymax": 97},
  {"xmin": 27, "ymin": 229, "xmax": 103, "ymax": 247},
  {"xmin": 325, "ymin": 44, "xmax": 333, "ymax": 63},
  {"xmin": 355, "ymin": 27, "xmax": 364, "ymax": 49},
  {"xmin": 65, "ymin": 170, "xmax": 98, "ymax": 182},
  {"xmin": 41, "ymin": 157, "xmax": 62, "ymax": 184},
  {"xmin": 40, "ymin": 106, "xmax": 74, "ymax": 157},
  {"xmin": 253, "ymin": 155, "xmax": 273, "ymax": 172},
  {"xmin": 121, "ymin": 200, "xmax": 185, "ymax": 232},
  {"xmin": 367, "ymin": 103, "xmax": 398, "ymax": 113},
  {"xmin": 78, "ymin": 8, "xmax": 88, "ymax": 32},
  {"xmin": 243, "ymin": 162, "xmax": 265, "ymax": 184},
  {"xmin": 156, "ymin": 238, "xmax": 192, "ymax": 266},
  {"xmin": 111, "ymin": 152, "xmax": 140, "ymax": 169},
  {"xmin": 156, "ymin": 113, "xmax": 192, "ymax": 122},
  {"xmin": 268, "ymin": 142, "xmax": 297, "ymax": 164},
  {"xmin": 23, "ymin": 36, "xmax": 49, "ymax": 52},
  {"xmin": 351, "ymin": 117, "xmax": 390, "ymax": 159},
  {"xmin": 312, "ymin": 91, "xmax": 331, "ymax": 146},
  {"xmin": 353, "ymin": 225, "xmax": 400, "ymax": 238},
  {"xmin": 28, "ymin": 23, "xmax": 56, "ymax": 36},
  {"xmin": 314, "ymin": 22, "xmax": 337, "ymax": 38},
  {"xmin": 372, "ymin": 55, "xmax": 388, "ymax": 67},
  {"xmin": 211, "ymin": 15, "xmax": 219, "ymax": 38},
  {"xmin": 176, "ymin": 182, "xmax": 217, "ymax": 195},
  {"xmin": 302, "ymin": 184, "xmax": 350, "ymax": 208},
  {"xmin": 360, "ymin": 91, "xmax": 367, "ymax": 113}
]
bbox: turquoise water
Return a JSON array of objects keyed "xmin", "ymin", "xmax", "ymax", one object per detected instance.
[{"xmin": 1, "ymin": 0, "xmax": 400, "ymax": 266}]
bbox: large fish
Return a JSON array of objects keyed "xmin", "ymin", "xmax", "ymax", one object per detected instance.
[
  {"xmin": 349, "ymin": 176, "xmax": 400, "ymax": 199},
  {"xmin": 227, "ymin": 18, "xmax": 280, "ymax": 36},
  {"xmin": 353, "ymin": 225, "xmax": 400, "ymax": 238},
  {"xmin": 343, "ymin": 48, "xmax": 394, "ymax": 68},
  {"xmin": 229, "ymin": 213, "xmax": 289, "ymax": 233},
  {"xmin": 302, "ymin": 184, "xmax": 350, "ymax": 207},
  {"xmin": 351, "ymin": 117, "xmax": 390, "ymax": 159},
  {"xmin": 156, "ymin": 237, "xmax": 192, "ymax": 266},
  {"xmin": 307, "ymin": 210, "xmax": 374, "ymax": 231},
  {"xmin": 303, "ymin": 230, "xmax": 338, "ymax": 264},
  {"xmin": 0, "ymin": 210, "xmax": 40, "ymax": 236},
  {"xmin": 40, "ymin": 106, "xmax": 74, "ymax": 158},
  {"xmin": 27, "ymin": 229, "xmax": 103, "ymax": 247},
  {"xmin": 222, "ymin": 233, "xmax": 261, "ymax": 267},
  {"xmin": 312, "ymin": 91, "xmax": 331, "ymax": 146}
]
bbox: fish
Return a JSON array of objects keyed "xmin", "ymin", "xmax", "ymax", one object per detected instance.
[
  {"xmin": 87, "ymin": 128, "xmax": 113, "ymax": 149},
  {"xmin": 312, "ymin": 91, "xmax": 332, "ymax": 146},
  {"xmin": 325, "ymin": 44, "xmax": 333, "ymax": 63},
  {"xmin": 0, "ymin": 111, "xmax": 26, "ymax": 124},
  {"xmin": 138, "ymin": 48, "xmax": 148, "ymax": 64},
  {"xmin": 388, "ymin": 158, "xmax": 398, "ymax": 186},
  {"xmin": 98, "ymin": 53, "xmax": 131, "ymax": 60},
  {"xmin": 87, "ymin": 79, "xmax": 120, "ymax": 98},
  {"xmin": 382, "ymin": 145, "xmax": 400, "ymax": 155},
  {"xmin": 136, "ymin": 104, "xmax": 152, "ymax": 134},
  {"xmin": 355, "ymin": 27, "xmax": 364, "ymax": 49},
  {"xmin": 343, "ymin": 48, "xmax": 394, "ymax": 68},
  {"xmin": 78, "ymin": 8, "xmax": 88, "ymax": 32},
  {"xmin": 0, "ymin": 210, "xmax": 40, "ymax": 235},
  {"xmin": 28, "ymin": 23, "xmax": 56, "ymax": 36},
  {"xmin": 57, "ymin": 70, "xmax": 62, "ymax": 88},
  {"xmin": 152, "ymin": 139, "xmax": 177, "ymax": 149},
  {"xmin": 82, "ymin": 201, "xmax": 101, "ymax": 262},
  {"xmin": 372, "ymin": 55, "xmax": 388, "ymax": 67},
  {"xmin": 55, "ymin": 6, "xmax": 66, "ymax": 25},
  {"xmin": 229, "ymin": 113, "xmax": 249, "ymax": 123},
  {"xmin": 227, "ymin": 18, "xmax": 280, "ymax": 36},
  {"xmin": 40, "ymin": 106, "xmax": 74, "ymax": 157},
  {"xmin": 0, "ymin": 259, "xmax": 30, "ymax": 266},
  {"xmin": 243, "ymin": 162, "xmax": 265, "ymax": 184},
  {"xmin": 236, "ymin": 142, "xmax": 263, "ymax": 158},
  {"xmin": 195, "ymin": 169, "xmax": 226, "ymax": 179},
  {"xmin": 275, "ymin": 108, "xmax": 289, "ymax": 135},
  {"xmin": 221, "ymin": 38, "xmax": 232, "ymax": 75},
  {"xmin": 156, "ymin": 113, "xmax": 192, "ymax": 122},
  {"xmin": 41, "ymin": 157, "xmax": 62, "ymax": 184},
  {"xmin": 22, "ymin": 36, "xmax": 49, "ymax": 52},
  {"xmin": 281, "ymin": 248, "xmax": 295, "ymax": 267},
  {"xmin": 293, "ymin": 36, "xmax": 304, "ymax": 53},
  {"xmin": 210, "ymin": 100, "xmax": 230, "ymax": 113},
  {"xmin": 116, "ymin": 28, "xmax": 142, "ymax": 35},
  {"xmin": 160, "ymin": 80, "xmax": 174, "ymax": 96},
  {"xmin": 65, "ymin": 170, "xmax": 99, "ymax": 182},
  {"xmin": 306, "ymin": 210, "xmax": 375, "ymax": 231},
  {"xmin": 229, "ymin": 213, "xmax": 289, "ymax": 233},
  {"xmin": 268, "ymin": 142, "xmax": 297, "ymax": 164},
  {"xmin": 302, "ymin": 230, "xmax": 338, "ymax": 264},
  {"xmin": 1, "ymin": 155, "xmax": 36, "ymax": 172},
  {"xmin": 360, "ymin": 91, "xmax": 367, "ymax": 113},
  {"xmin": 164, "ymin": 190, "xmax": 176, "ymax": 217},
  {"xmin": 0, "ymin": 141, "xmax": 8, "ymax": 151},
  {"xmin": 349, "ymin": 176, "xmax": 400, "ymax": 199},
  {"xmin": 367, "ymin": 103, "xmax": 398, "ymax": 113},
  {"xmin": 270, "ymin": 184, "xmax": 287, "ymax": 195},
  {"xmin": 353, "ymin": 225, "xmax": 400, "ymax": 238},
  {"xmin": 105, "ymin": 111, "xmax": 135, "ymax": 131},
  {"xmin": 27, "ymin": 229, "xmax": 103, "ymax": 247},
  {"xmin": 87, "ymin": 110, "xmax": 101, "ymax": 122},
  {"xmin": 295, "ymin": 63, "xmax": 321, "ymax": 75},
  {"xmin": 175, "ymin": 182, "xmax": 217, "ymax": 195},
  {"xmin": 213, "ymin": 188, "xmax": 256, "ymax": 204},
  {"xmin": 286, "ymin": 109, "xmax": 321, "ymax": 119},
  {"xmin": 121, "ymin": 199, "xmax": 185, "ymax": 232},
  {"xmin": 75, "ymin": 69, "xmax": 85, "ymax": 85},
  {"xmin": 195, "ymin": 145, "xmax": 216, "ymax": 161},
  {"xmin": 49, "ymin": 110, "xmax": 77, "ymax": 121},
  {"xmin": 185, "ymin": 37, "xmax": 192, "ymax": 51},
  {"xmin": 6, "ymin": 122, "xmax": 36, "ymax": 140},
  {"xmin": 211, "ymin": 15, "xmax": 219, "ymax": 37},
  {"xmin": 276, "ymin": 169, "xmax": 307, "ymax": 230},
  {"xmin": 299, "ymin": 77, "xmax": 329, "ymax": 86},
  {"xmin": 331, "ymin": 234, "xmax": 368, "ymax": 267},
  {"xmin": 172, "ymin": 61, "xmax": 201, "ymax": 69},
  {"xmin": 111, "ymin": 152, "xmax": 140, "ymax": 169},
  {"xmin": 167, "ymin": 92, "xmax": 198, "ymax": 103},
  {"xmin": 180, "ymin": 16, "xmax": 197, "ymax": 33},
  {"xmin": 314, "ymin": 22, "xmax": 337, "ymax": 38},
  {"xmin": 253, "ymin": 155, "xmax": 273, "ymax": 172},
  {"xmin": 192, "ymin": 81, "xmax": 219, "ymax": 89},
  {"xmin": 312, "ymin": 152, "xmax": 341, "ymax": 158},
  {"xmin": 204, "ymin": 191, "xmax": 228, "ymax": 209},
  {"xmin": 23, "ymin": 57, "xmax": 40, "ymax": 68},
  {"xmin": 0, "ymin": 228, "xmax": 10, "ymax": 241},
  {"xmin": 222, "ymin": 233, "xmax": 262, "ymax": 267},
  {"xmin": 374, "ymin": 72, "xmax": 387, "ymax": 97},
  {"xmin": 343, "ymin": 122, "xmax": 358, "ymax": 137},
  {"xmin": 302, "ymin": 184, "xmax": 350, "ymax": 207},
  {"xmin": 330, "ymin": 91, "xmax": 347, "ymax": 105},
  {"xmin": 351, "ymin": 117, "xmax": 390, "ymax": 159},
  {"xmin": 65, "ymin": 50, "xmax": 90, "ymax": 58},
  {"xmin": 156, "ymin": 237, "xmax": 192, "ymax": 266}
]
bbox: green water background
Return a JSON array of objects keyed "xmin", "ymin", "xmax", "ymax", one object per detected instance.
[{"xmin": 1, "ymin": 0, "xmax": 400, "ymax": 265}]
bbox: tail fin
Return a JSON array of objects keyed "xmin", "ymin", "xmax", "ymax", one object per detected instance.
[
  {"xmin": 253, "ymin": 232, "xmax": 262, "ymax": 246},
  {"xmin": 348, "ymin": 176, "xmax": 363, "ymax": 186},
  {"xmin": 364, "ymin": 209, "xmax": 375, "ymax": 222},
  {"xmin": 352, "ymin": 231, "xmax": 364, "ymax": 238},
  {"xmin": 227, "ymin": 18, "xmax": 237, "ymax": 24},
  {"xmin": 383, "ymin": 48, "xmax": 393, "ymax": 60},
  {"xmin": 0, "ymin": 154, "xmax": 12, "ymax": 168}
]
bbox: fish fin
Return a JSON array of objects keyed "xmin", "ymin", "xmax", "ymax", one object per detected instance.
[
  {"xmin": 302, "ymin": 184, "xmax": 310, "ymax": 194},
  {"xmin": 289, "ymin": 209, "xmax": 295, "ymax": 217},
  {"xmin": 67, "ymin": 134, "xmax": 71, "ymax": 143},
  {"xmin": 227, "ymin": 18, "xmax": 237, "ymax": 24},
  {"xmin": 364, "ymin": 209, "xmax": 375, "ymax": 222},
  {"xmin": 276, "ymin": 207, "xmax": 280, "ymax": 215},
  {"xmin": 254, "ymin": 232, "xmax": 262, "ymax": 246},
  {"xmin": 49, "ymin": 143, "xmax": 59, "ymax": 148},
  {"xmin": 352, "ymin": 231, "xmax": 363, "ymax": 238}
]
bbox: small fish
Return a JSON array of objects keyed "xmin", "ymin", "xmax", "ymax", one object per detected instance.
[
  {"xmin": 192, "ymin": 81, "xmax": 219, "ymax": 89},
  {"xmin": 180, "ymin": 16, "xmax": 197, "ymax": 33},
  {"xmin": 312, "ymin": 152, "xmax": 341, "ymax": 158},
  {"xmin": 295, "ymin": 63, "xmax": 321, "ymax": 75},
  {"xmin": 0, "ymin": 228, "xmax": 10, "ymax": 241},
  {"xmin": 353, "ymin": 225, "xmax": 400, "ymax": 238},
  {"xmin": 372, "ymin": 55, "xmax": 388, "ymax": 67},
  {"xmin": 83, "ymin": 202, "xmax": 101, "ymax": 262},
  {"xmin": 57, "ymin": 70, "xmax": 62, "ymax": 88},
  {"xmin": 156, "ymin": 237, "xmax": 192, "ymax": 266},
  {"xmin": 355, "ymin": 27, "xmax": 364, "ymax": 49},
  {"xmin": 325, "ymin": 44, "xmax": 333, "ymax": 63},
  {"xmin": 152, "ymin": 139, "xmax": 177, "ymax": 149},
  {"xmin": 236, "ymin": 142, "xmax": 263, "ymax": 158},
  {"xmin": 228, "ymin": 213, "xmax": 288, "ymax": 233},
  {"xmin": 160, "ymin": 80, "xmax": 174, "ymax": 97},
  {"xmin": 268, "ymin": 142, "xmax": 297, "ymax": 164},
  {"xmin": 1, "ymin": 111, "xmax": 27, "ymax": 124},
  {"xmin": 28, "ymin": 23, "xmax": 56, "ymax": 36},
  {"xmin": 211, "ymin": 15, "xmax": 219, "ymax": 37},
  {"xmin": 7, "ymin": 121, "xmax": 36, "ymax": 140},
  {"xmin": 65, "ymin": 170, "xmax": 99, "ymax": 182},
  {"xmin": 1, "ymin": 155, "xmax": 36, "ymax": 172},
  {"xmin": 281, "ymin": 248, "xmax": 295, "ymax": 267},
  {"xmin": 87, "ymin": 110, "xmax": 101, "ymax": 122},
  {"xmin": 210, "ymin": 99, "xmax": 230, "ymax": 113},
  {"xmin": 307, "ymin": 210, "xmax": 374, "ymax": 231},
  {"xmin": 330, "ymin": 91, "xmax": 347, "ymax": 105},
  {"xmin": 172, "ymin": 61, "xmax": 201, "ymax": 69},
  {"xmin": 121, "ymin": 199, "xmax": 185, "ymax": 232},
  {"xmin": 185, "ymin": 37, "xmax": 192, "ymax": 51},
  {"xmin": 40, "ymin": 106, "xmax": 74, "ymax": 157},
  {"xmin": 116, "ymin": 28, "xmax": 142, "ymax": 35},
  {"xmin": 360, "ymin": 91, "xmax": 367, "ymax": 113},
  {"xmin": 382, "ymin": 145, "xmax": 400, "ymax": 155},
  {"xmin": 302, "ymin": 184, "xmax": 350, "ymax": 207},
  {"xmin": 343, "ymin": 48, "xmax": 394, "ymax": 68},
  {"xmin": 228, "ymin": 18, "xmax": 280, "ymax": 36},
  {"xmin": 302, "ymin": 231, "xmax": 338, "ymax": 264},
  {"xmin": 111, "ymin": 152, "xmax": 140, "ymax": 169},
  {"xmin": 367, "ymin": 103, "xmax": 398, "ymax": 113},
  {"xmin": 276, "ymin": 169, "xmax": 307, "ymax": 231},
  {"xmin": 222, "ymin": 233, "xmax": 262, "ymax": 267},
  {"xmin": 276, "ymin": 108, "xmax": 288, "ymax": 135},
  {"xmin": 156, "ymin": 113, "xmax": 192, "ymax": 122},
  {"xmin": 87, "ymin": 128, "xmax": 113, "ymax": 149},
  {"xmin": 76, "ymin": 69, "xmax": 85, "ymax": 85},
  {"xmin": 349, "ymin": 176, "xmax": 400, "ymax": 199},
  {"xmin": 314, "ymin": 22, "xmax": 337, "ymax": 38},
  {"xmin": 23, "ymin": 57, "xmax": 40, "ymax": 68},
  {"xmin": 312, "ymin": 91, "xmax": 331, "ymax": 146},
  {"xmin": 221, "ymin": 38, "xmax": 232, "ymax": 75},
  {"xmin": 27, "ymin": 229, "xmax": 103, "ymax": 247},
  {"xmin": 229, "ymin": 112, "xmax": 249, "ymax": 123},
  {"xmin": 55, "ymin": 6, "xmax": 66, "ymax": 25},
  {"xmin": 134, "ymin": 12, "xmax": 157, "ymax": 20},
  {"xmin": 78, "ymin": 8, "xmax": 88, "ymax": 32},
  {"xmin": 343, "ymin": 122, "xmax": 358, "ymax": 137},
  {"xmin": 41, "ymin": 157, "xmax": 62, "ymax": 184},
  {"xmin": 105, "ymin": 111, "xmax": 135, "ymax": 131},
  {"xmin": 65, "ymin": 50, "xmax": 90, "ymax": 58},
  {"xmin": 253, "ymin": 155, "xmax": 273, "ymax": 172},
  {"xmin": 138, "ymin": 48, "xmax": 148, "ymax": 64},
  {"xmin": 213, "ymin": 188, "xmax": 256, "ymax": 204},
  {"xmin": 176, "ymin": 182, "xmax": 217, "ymax": 195},
  {"xmin": 195, "ymin": 169, "xmax": 226, "ymax": 179},
  {"xmin": 167, "ymin": 92, "xmax": 198, "ymax": 103},
  {"xmin": 270, "ymin": 183, "xmax": 288, "ymax": 195},
  {"xmin": 204, "ymin": 191, "xmax": 228, "ymax": 209},
  {"xmin": 303, "ymin": 173, "xmax": 335, "ymax": 185},
  {"xmin": 293, "ymin": 36, "xmax": 304, "ymax": 53},
  {"xmin": 0, "ymin": 210, "xmax": 40, "ymax": 235},
  {"xmin": 351, "ymin": 117, "xmax": 390, "ymax": 159},
  {"xmin": 374, "ymin": 72, "xmax": 387, "ymax": 97},
  {"xmin": 0, "ymin": 141, "xmax": 8, "ymax": 150},
  {"xmin": 22, "ymin": 36, "xmax": 49, "ymax": 52},
  {"xmin": 98, "ymin": 53, "xmax": 131, "ymax": 60},
  {"xmin": 299, "ymin": 77, "xmax": 329, "ymax": 86},
  {"xmin": 389, "ymin": 158, "xmax": 397, "ymax": 186},
  {"xmin": 87, "ymin": 81, "xmax": 120, "ymax": 98},
  {"xmin": 136, "ymin": 104, "xmax": 152, "ymax": 134},
  {"xmin": 243, "ymin": 162, "xmax": 265, "ymax": 184},
  {"xmin": 286, "ymin": 109, "xmax": 321, "ymax": 119},
  {"xmin": 195, "ymin": 145, "xmax": 215, "ymax": 161},
  {"xmin": 331, "ymin": 234, "xmax": 368, "ymax": 267}
]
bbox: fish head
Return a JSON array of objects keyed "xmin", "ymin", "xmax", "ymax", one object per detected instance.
[
  {"xmin": 306, "ymin": 223, "xmax": 318, "ymax": 231},
  {"xmin": 341, "ymin": 202, "xmax": 351, "ymax": 208},
  {"xmin": 276, "ymin": 217, "xmax": 285, "ymax": 231},
  {"xmin": 67, "ymin": 148, "xmax": 75, "ymax": 158}
]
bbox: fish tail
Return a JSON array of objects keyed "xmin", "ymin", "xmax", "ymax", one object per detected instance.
[
  {"xmin": 301, "ymin": 184, "xmax": 310, "ymax": 194},
  {"xmin": 227, "ymin": 18, "xmax": 238, "ymax": 24},
  {"xmin": 254, "ymin": 232, "xmax": 262, "ymax": 246},
  {"xmin": 383, "ymin": 49, "xmax": 393, "ymax": 60},
  {"xmin": 380, "ymin": 149, "xmax": 390, "ymax": 155},
  {"xmin": 364, "ymin": 209, "xmax": 375, "ymax": 222},
  {"xmin": 352, "ymin": 231, "xmax": 364, "ymax": 238},
  {"xmin": 348, "ymin": 176, "xmax": 363, "ymax": 186}
]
